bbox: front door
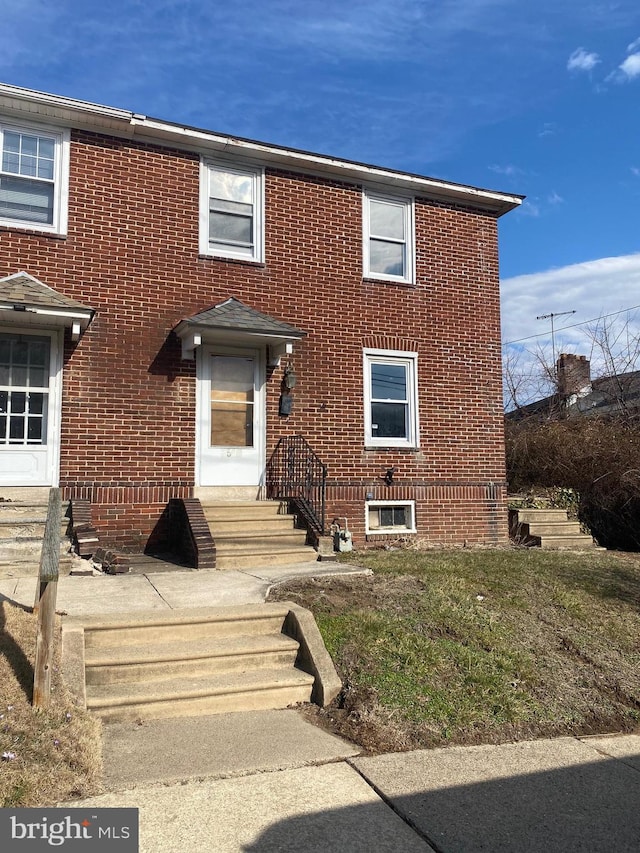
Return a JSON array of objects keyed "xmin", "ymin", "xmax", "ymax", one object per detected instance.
[
  {"xmin": 196, "ymin": 345, "xmax": 265, "ymax": 487},
  {"xmin": 0, "ymin": 328, "xmax": 61, "ymax": 486}
]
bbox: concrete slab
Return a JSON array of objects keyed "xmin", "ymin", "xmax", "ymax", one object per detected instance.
[
  {"xmin": 65, "ymin": 763, "xmax": 434, "ymax": 853},
  {"xmin": 101, "ymin": 708, "xmax": 360, "ymax": 789},
  {"xmin": 240, "ymin": 561, "xmax": 371, "ymax": 585},
  {"xmin": 580, "ymin": 732, "xmax": 640, "ymax": 772},
  {"xmin": 0, "ymin": 578, "xmax": 19, "ymax": 600},
  {"xmin": 147, "ymin": 569, "xmax": 268, "ymax": 608},
  {"xmin": 0, "ymin": 559, "xmax": 369, "ymax": 615},
  {"xmin": 0, "ymin": 574, "xmax": 170, "ymax": 615},
  {"xmin": 58, "ymin": 575, "xmax": 173, "ymax": 614},
  {"xmin": 352, "ymin": 736, "xmax": 640, "ymax": 853}
]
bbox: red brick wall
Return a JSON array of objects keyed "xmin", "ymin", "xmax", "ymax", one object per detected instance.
[{"xmin": 0, "ymin": 129, "xmax": 507, "ymax": 548}]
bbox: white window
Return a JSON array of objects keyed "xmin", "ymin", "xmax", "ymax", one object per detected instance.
[
  {"xmin": 0, "ymin": 332, "xmax": 51, "ymax": 446},
  {"xmin": 366, "ymin": 500, "xmax": 416, "ymax": 534},
  {"xmin": 200, "ymin": 159, "xmax": 264, "ymax": 262},
  {"xmin": 364, "ymin": 349, "xmax": 419, "ymax": 447},
  {"xmin": 0, "ymin": 121, "xmax": 69, "ymax": 234},
  {"xmin": 364, "ymin": 191, "xmax": 414, "ymax": 283}
]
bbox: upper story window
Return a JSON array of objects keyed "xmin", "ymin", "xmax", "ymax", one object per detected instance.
[
  {"xmin": 364, "ymin": 191, "xmax": 414, "ymax": 284},
  {"xmin": 200, "ymin": 159, "xmax": 264, "ymax": 262},
  {"xmin": 0, "ymin": 121, "xmax": 69, "ymax": 235},
  {"xmin": 364, "ymin": 348, "xmax": 419, "ymax": 448}
]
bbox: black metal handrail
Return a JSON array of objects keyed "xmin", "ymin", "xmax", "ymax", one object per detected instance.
[{"xmin": 266, "ymin": 435, "xmax": 327, "ymax": 535}]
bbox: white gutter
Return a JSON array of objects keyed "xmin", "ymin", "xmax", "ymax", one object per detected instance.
[{"xmin": 0, "ymin": 83, "xmax": 523, "ymax": 215}]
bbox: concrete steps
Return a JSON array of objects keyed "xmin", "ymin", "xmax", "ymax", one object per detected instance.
[
  {"xmin": 79, "ymin": 604, "xmax": 316, "ymax": 722},
  {"xmin": 0, "ymin": 499, "xmax": 71, "ymax": 575},
  {"xmin": 86, "ymin": 669, "xmax": 315, "ymax": 722},
  {"xmin": 202, "ymin": 500, "xmax": 317, "ymax": 569},
  {"xmin": 85, "ymin": 634, "xmax": 301, "ymax": 684},
  {"xmin": 509, "ymin": 508, "xmax": 597, "ymax": 550}
]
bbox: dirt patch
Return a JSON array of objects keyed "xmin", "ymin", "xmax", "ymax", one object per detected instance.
[{"xmin": 270, "ymin": 573, "xmax": 423, "ymax": 615}]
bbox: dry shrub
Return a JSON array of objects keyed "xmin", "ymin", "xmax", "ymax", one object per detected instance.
[{"xmin": 506, "ymin": 415, "xmax": 640, "ymax": 549}]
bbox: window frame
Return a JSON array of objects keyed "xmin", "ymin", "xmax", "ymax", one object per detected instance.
[
  {"xmin": 363, "ymin": 190, "xmax": 415, "ymax": 284},
  {"xmin": 199, "ymin": 158, "xmax": 265, "ymax": 263},
  {"xmin": 363, "ymin": 348, "xmax": 419, "ymax": 448},
  {"xmin": 0, "ymin": 119, "xmax": 70, "ymax": 236},
  {"xmin": 366, "ymin": 500, "xmax": 417, "ymax": 535}
]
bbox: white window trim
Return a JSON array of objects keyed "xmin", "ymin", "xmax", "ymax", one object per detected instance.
[
  {"xmin": 363, "ymin": 348, "xmax": 419, "ymax": 448},
  {"xmin": 0, "ymin": 119, "xmax": 70, "ymax": 236},
  {"xmin": 199, "ymin": 157, "xmax": 265, "ymax": 262},
  {"xmin": 366, "ymin": 500, "xmax": 417, "ymax": 535},
  {"xmin": 363, "ymin": 190, "xmax": 415, "ymax": 284}
]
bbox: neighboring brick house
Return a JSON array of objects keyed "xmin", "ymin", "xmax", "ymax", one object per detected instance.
[{"xmin": 0, "ymin": 83, "xmax": 522, "ymax": 554}]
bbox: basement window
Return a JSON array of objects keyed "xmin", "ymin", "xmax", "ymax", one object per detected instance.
[{"xmin": 366, "ymin": 500, "xmax": 416, "ymax": 535}]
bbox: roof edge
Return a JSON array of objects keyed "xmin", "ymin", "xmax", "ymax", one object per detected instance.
[{"xmin": 0, "ymin": 83, "xmax": 523, "ymax": 216}]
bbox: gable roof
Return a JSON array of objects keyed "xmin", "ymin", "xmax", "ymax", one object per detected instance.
[
  {"xmin": 181, "ymin": 297, "xmax": 306, "ymax": 339},
  {"xmin": 174, "ymin": 297, "xmax": 306, "ymax": 361},
  {"xmin": 0, "ymin": 271, "xmax": 95, "ymax": 337},
  {"xmin": 0, "ymin": 271, "xmax": 92, "ymax": 312}
]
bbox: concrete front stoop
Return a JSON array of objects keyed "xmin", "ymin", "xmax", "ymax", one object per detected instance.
[
  {"xmin": 509, "ymin": 508, "xmax": 598, "ymax": 550},
  {"xmin": 202, "ymin": 500, "xmax": 317, "ymax": 569},
  {"xmin": 0, "ymin": 497, "xmax": 72, "ymax": 577},
  {"xmin": 62, "ymin": 602, "xmax": 342, "ymax": 723}
]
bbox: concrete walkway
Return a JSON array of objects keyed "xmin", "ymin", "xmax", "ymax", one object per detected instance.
[
  {"xmin": 0, "ymin": 559, "xmax": 368, "ymax": 614},
  {"xmin": 2, "ymin": 559, "xmax": 639, "ymax": 851}
]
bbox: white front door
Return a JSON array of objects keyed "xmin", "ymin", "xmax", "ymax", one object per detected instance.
[
  {"xmin": 196, "ymin": 345, "xmax": 265, "ymax": 487},
  {"xmin": 0, "ymin": 328, "xmax": 61, "ymax": 487}
]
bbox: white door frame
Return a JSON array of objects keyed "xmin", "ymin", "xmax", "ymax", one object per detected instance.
[
  {"xmin": 195, "ymin": 343, "xmax": 266, "ymax": 487},
  {"xmin": 0, "ymin": 325, "xmax": 62, "ymax": 487}
]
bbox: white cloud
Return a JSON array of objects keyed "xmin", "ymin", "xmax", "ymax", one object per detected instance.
[
  {"xmin": 618, "ymin": 52, "xmax": 640, "ymax": 80},
  {"xmin": 501, "ymin": 253, "xmax": 640, "ymax": 347},
  {"xmin": 631, "ymin": 167, "xmax": 640, "ymax": 177},
  {"xmin": 567, "ymin": 47, "xmax": 600, "ymax": 72},
  {"xmin": 538, "ymin": 122, "xmax": 557, "ymax": 138},
  {"xmin": 606, "ymin": 38, "xmax": 640, "ymax": 83},
  {"xmin": 488, "ymin": 164, "xmax": 522, "ymax": 177},
  {"xmin": 518, "ymin": 200, "xmax": 541, "ymax": 218},
  {"xmin": 501, "ymin": 254, "xmax": 640, "ymax": 404},
  {"xmin": 547, "ymin": 191, "xmax": 563, "ymax": 205}
]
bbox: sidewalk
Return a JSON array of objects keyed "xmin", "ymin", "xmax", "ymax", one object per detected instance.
[{"xmin": 66, "ymin": 728, "xmax": 640, "ymax": 853}]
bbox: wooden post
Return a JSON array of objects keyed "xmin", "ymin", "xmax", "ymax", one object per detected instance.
[{"xmin": 33, "ymin": 488, "xmax": 61, "ymax": 709}]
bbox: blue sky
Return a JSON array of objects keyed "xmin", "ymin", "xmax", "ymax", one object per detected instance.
[{"xmin": 3, "ymin": 0, "xmax": 640, "ymax": 389}]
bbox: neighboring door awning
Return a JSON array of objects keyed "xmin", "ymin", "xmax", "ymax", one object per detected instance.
[
  {"xmin": 0, "ymin": 271, "xmax": 95, "ymax": 340},
  {"xmin": 175, "ymin": 297, "xmax": 307, "ymax": 365}
]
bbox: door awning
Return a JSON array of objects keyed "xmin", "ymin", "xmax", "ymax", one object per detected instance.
[
  {"xmin": 175, "ymin": 297, "xmax": 307, "ymax": 364},
  {"xmin": 0, "ymin": 271, "xmax": 95, "ymax": 340}
]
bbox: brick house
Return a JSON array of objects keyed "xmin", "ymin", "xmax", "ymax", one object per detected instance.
[{"xmin": 0, "ymin": 83, "xmax": 522, "ymax": 561}]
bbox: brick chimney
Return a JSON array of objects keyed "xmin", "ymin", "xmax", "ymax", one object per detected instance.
[{"xmin": 556, "ymin": 353, "xmax": 591, "ymax": 398}]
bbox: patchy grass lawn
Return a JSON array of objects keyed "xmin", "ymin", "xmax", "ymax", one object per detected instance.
[
  {"xmin": 269, "ymin": 548, "xmax": 640, "ymax": 753},
  {"xmin": 0, "ymin": 600, "xmax": 102, "ymax": 807}
]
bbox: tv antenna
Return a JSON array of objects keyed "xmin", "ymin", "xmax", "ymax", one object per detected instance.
[{"xmin": 536, "ymin": 310, "xmax": 576, "ymax": 375}]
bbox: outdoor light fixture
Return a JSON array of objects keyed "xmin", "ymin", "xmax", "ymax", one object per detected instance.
[
  {"xmin": 383, "ymin": 466, "xmax": 398, "ymax": 485},
  {"xmin": 284, "ymin": 365, "xmax": 297, "ymax": 389}
]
